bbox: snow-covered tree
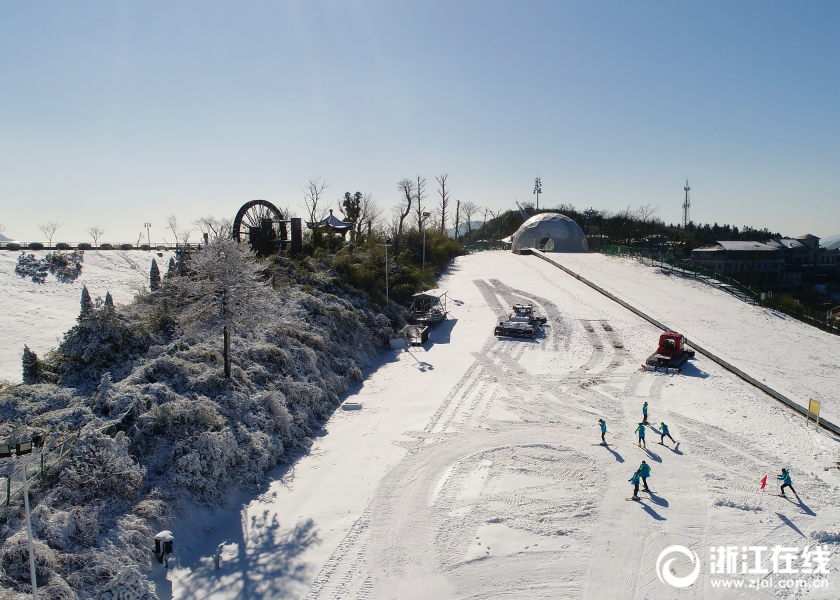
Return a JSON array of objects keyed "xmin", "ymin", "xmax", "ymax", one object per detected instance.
[
  {"xmin": 172, "ymin": 238, "xmax": 269, "ymax": 377},
  {"xmin": 22, "ymin": 344, "xmax": 39, "ymax": 383},
  {"xmin": 80, "ymin": 285, "xmax": 93, "ymax": 318},
  {"xmin": 149, "ymin": 258, "xmax": 161, "ymax": 291},
  {"xmin": 105, "ymin": 291, "xmax": 114, "ymax": 311},
  {"xmin": 166, "ymin": 257, "xmax": 177, "ymax": 279}
]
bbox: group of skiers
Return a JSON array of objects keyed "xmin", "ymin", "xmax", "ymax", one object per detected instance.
[{"xmin": 598, "ymin": 404, "xmax": 798, "ymax": 501}]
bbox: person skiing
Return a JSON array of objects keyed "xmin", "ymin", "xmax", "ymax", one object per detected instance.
[
  {"xmin": 778, "ymin": 468, "xmax": 798, "ymax": 497},
  {"xmin": 642, "ymin": 402, "xmax": 649, "ymax": 424},
  {"xmin": 638, "ymin": 461, "xmax": 652, "ymax": 491},
  {"xmin": 629, "ymin": 468, "xmax": 642, "ymax": 499},
  {"xmin": 598, "ymin": 419, "xmax": 607, "ymax": 444},
  {"xmin": 659, "ymin": 422, "xmax": 675, "ymax": 445},
  {"xmin": 635, "ymin": 423, "xmax": 646, "ymax": 448}
]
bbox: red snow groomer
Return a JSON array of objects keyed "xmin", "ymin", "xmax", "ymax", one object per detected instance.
[
  {"xmin": 494, "ymin": 304, "xmax": 547, "ymax": 339},
  {"xmin": 643, "ymin": 331, "xmax": 695, "ymax": 373}
]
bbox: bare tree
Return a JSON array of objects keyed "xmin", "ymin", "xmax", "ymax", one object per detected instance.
[
  {"xmin": 0, "ymin": 223, "xmax": 5, "ymax": 237},
  {"xmin": 39, "ymin": 221, "xmax": 61, "ymax": 247},
  {"xmin": 453, "ymin": 199, "xmax": 462, "ymax": 240},
  {"xmin": 415, "ymin": 176, "xmax": 427, "ymax": 232},
  {"xmin": 303, "ymin": 177, "xmax": 329, "ymax": 244},
  {"xmin": 488, "ymin": 209, "xmax": 503, "ymax": 241},
  {"xmin": 357, "ymin": 193, "xmax": 383, "ymax": 235},
  {"xmin": 436, "ymin": 174, "xmax": 450, "ymax": 233},
  {"xmin": 462, "ymin": 201, "xmax": 478, "ymax": 241},
  {"xmin": 396, "ymin": 178, "xmax": 414, "ymax": 240},
  {"xmin": 136, "ymin": 232, "xmax": 143, "ymax": 248},
  {"xmin": 166, "ymin": 214, "xmax": 193, "ymax": 246},
  {"xmin": 85, "ymin": 226, "xmax": 105, "ymax": 246},
  {"xmin": 637, "ymin": 204, "xmax": 660, "ymax": 238}
]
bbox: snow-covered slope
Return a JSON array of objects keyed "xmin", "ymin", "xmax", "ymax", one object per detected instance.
[
  {"xmin": 544, "ymin": 253, "xmax": 840, "ymax": 426},
  {"xmin": 161, "ymin": 251, "xmax": 840, "ymax": 600},
  {"xmin": 0, "ymin": 249, "xmax": 175, "ymax": 383}
]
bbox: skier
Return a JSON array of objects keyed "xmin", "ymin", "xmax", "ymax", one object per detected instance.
[
  {"xmin": 598, "ymin": 419, "xmax": 607, "ymax": 444},
  {"xmin": 635, "ymin": 423, "xmax": 646, "ymax": 448},
  {"xmin": 659, "ymin": 422, "xmax": 676, "ymax": 445},
  {"xmin": 778, "ymin": 468, "xmax": 798, "ymax": 498},
  {"xmin": 629, "ymin": 468, "xmax": 642, "ymax": 499},
  {"xmin": 638, "ymin": 461, "xmax": 652, "ymax": 491},
  {"xmin": 642, "ymin": 402, "xmax": 649, "ymax": 424}
]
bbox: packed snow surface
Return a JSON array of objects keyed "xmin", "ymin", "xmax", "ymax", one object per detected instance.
[
  {"xmin": 0, "ymin": 249, "xmax": 175, "ymax": 383},
  {"xmin": 151, "ymin": 251, "xmax": 840, "ymax": 599}
]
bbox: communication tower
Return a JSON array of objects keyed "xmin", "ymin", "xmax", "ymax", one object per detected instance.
[{"xmin": 682, "ymin": 180, "xmax": 691, "ymax": 228}]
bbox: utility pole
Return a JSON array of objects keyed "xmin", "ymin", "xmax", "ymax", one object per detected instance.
[
  {"xmin": 422, "ymin": 211, "xmax": 431, "ymax": 269},
  {"xmin": 144, "ymin": 223, "xmax": 152, "ymax": 248},
  {"xmin": 533, "ymin": 178, "xmax": 542, "ymax": 211},
  {"xmin": 22, "ymin": 453, "xmax": 39, "ymax": 599},
  {"xmin": 379, "ymin": 239, "xmax": 392, "ymax": 304},
  {"xmin": 682, "ymin": 180, "xmax": 691, "ymax": 229}
]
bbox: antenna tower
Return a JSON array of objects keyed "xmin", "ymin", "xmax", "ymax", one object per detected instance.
[{"xmin": 682, "ymin": 179, "xmax": 691, "ymax": 228}]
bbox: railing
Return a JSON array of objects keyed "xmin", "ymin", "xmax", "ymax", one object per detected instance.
[
  {"xmin": 0, "ymin": 430, "xmax": 80, "ymax": 509},
  {"xmin": 1, "ymin": 242, "xmax": 200, "ymax": 251},
  {"xmin": 599, "ymin": 246, "xmax": 839, "ymax": 336}
]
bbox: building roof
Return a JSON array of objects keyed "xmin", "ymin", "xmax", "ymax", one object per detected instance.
[
  {"xmin": 796, "ymin": 233, "xmax": 820, "ymax": 240},
  {"xmin": 765, "ymin": 238, "xmax": 806, "ymax": 250},
  {"xmin": 698, "ymin": 241, "xmax": 779, "ymax": 252},
  {"xmin": 310, "ymin": 209, "xmax": 354, "ymax": 232},
  {"xmin": 412, "ymin": 289, "xmax": 447, "ymax": 299}
]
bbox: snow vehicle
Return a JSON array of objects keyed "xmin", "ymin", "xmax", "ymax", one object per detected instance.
[
  {"xmin": 494, "ymin": 304, "xmax": 547, "ymax": 339},
  {"xmin": 643, "ymin": 331, "xmax": 695, "ymax": 373}
]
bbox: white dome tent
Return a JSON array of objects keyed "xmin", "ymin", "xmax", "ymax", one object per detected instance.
[{"xmin": 511, "ymin": 213, "xmax": 588, "ymax": 253}]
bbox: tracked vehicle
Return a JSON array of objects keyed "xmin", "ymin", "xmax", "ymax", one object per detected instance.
[
  {"xmin": 494, "ymin": 304, "xmax": 547, "ymax": 339},
  {"xmin": 643, "ymin": 331, "xmax": 695, "ymax": 373}
]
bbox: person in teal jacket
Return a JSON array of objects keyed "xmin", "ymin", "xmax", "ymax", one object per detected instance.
[
  {"xmin": 598, "ymin": 419, "xmax": 607, "ymax": 444},
  {"xmin": 642, "ymin": 402, "xmax": 649, "ymax": 424},
  {"xmin": 660, "ymin": 422, "xmax": 676, "ymax": 445},
  {"xmin": 778, "ymin": 468, "xmax": 798, "ymax": 497},
  {"xmin": 629, "ymin": 469, "xmax": 642, "ymax": 498},
  {"xmin": 638, "ymin": 461, "xmax": 651, "ymax": 491},
  {"xmin": 635, "ymin": 423, "xmax": 646, "ymax": 448}
]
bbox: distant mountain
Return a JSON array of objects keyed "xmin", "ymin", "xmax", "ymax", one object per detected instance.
[
  {"xmin": 446, "ymin": 221, "xmax": 484, "ymax": 238},
  {"xmin": 0, "ymin": 234, "xmax": 13, "ymax": 243},
  {"xmin": 821, "ymin": 233, "xmax": 840, "ymax": 249}
]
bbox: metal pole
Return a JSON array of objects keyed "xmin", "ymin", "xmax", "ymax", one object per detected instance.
[{"xmin": 22, "ymin": 458, "xmax": 38, "ymax": 599}]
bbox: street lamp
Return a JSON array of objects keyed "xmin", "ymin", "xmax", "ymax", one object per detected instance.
[
  {"xmin": 378, "ymin": 238, "xmax": 392, "ymax": 305},
  {"xmin": 422, "ymin": 211, "xmax": 431, "ymax": 269},
  {"xmin": 533, "ymin": 178, "xmax": 542, "ymax": 210},
  {"xmin": 144, "ymin": 223, "xmax": 152, "ymax": 248}
]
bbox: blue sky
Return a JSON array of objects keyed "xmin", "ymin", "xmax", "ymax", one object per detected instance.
[{"xmin": 1, "ymin": 1, "xmax": 838, "ymax": 243}]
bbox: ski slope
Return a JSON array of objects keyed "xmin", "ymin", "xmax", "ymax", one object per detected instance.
[
  {"xmin": 161, "ymin": 251, "xmax": 840, "ymax": 600},
  {"xmin": 0, "ymin": 249, "xmax": 175, "ymax": 383},
  {"xmin": 542, "ymin": 252, "xmax": 840, "ymax": 427}
]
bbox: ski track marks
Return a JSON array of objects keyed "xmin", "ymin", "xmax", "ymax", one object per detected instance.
[{"xmin": 301, "ymin": 269, "xmax": 839, "ymax": 600}]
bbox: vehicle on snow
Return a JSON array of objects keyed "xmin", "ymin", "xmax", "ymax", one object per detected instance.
[
  {"xmin": 643, "ymin": 331, "xmax": 695, "ymax": 373},
  {"xmin": 494, "ymin": 304, "xmax": 547, "ymax": 339}
]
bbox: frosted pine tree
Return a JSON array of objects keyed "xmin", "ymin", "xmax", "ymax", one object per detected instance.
[
  {"xmin": 149, "ymin": 258, "xmax": 161, "ymax": 290},
  {"xmin": 172, "ymin": 238, "xmax": 268, "ymax": 378},
  {"xmin": 105, "ymin": 291, "xmax": 114, "ymax": 311},
  {"xmin": 22, "ymin": 345, "xmax": 39, "ymax": 384},
  {"xmin": 166, "ymin": 257, "xmax": 177, "ymax": 279},
  {"xmin": 80, "ymin": 284, "xmax": 93, "ymax": 318}
]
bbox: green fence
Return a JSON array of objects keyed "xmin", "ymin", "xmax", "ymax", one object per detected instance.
[{"xmin": 600, "ymin": 246, "xmax": 839, "ymax": 336}]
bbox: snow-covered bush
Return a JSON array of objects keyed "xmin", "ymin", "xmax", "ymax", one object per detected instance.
[
  {"xmin": 14, "ymin": 250, "xmax": 83, "ymax": 284},
  {"xmin": 0, "ymin": 241, "xmax": 399, "ymax": 597},
  {"xmin": 22, "ymin": 346, "xmax": 39, "ymax": 384}
]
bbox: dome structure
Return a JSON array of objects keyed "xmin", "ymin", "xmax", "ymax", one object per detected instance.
[{"xmin": 511, "ymin": 213, "xmax": 588, "ymax": 253}]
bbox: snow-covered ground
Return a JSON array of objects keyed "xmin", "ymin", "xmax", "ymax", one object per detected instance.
[
  {"xmin": 0, "ymin": 249, "xmax": 175, "ymax": 383},
  {"xmin": 541, "ymin": 253, "xmax": 840, "ymax": 426},
  {"xmin": 156, "ymin": 251, "xmax": 840, "ymax": 600}
]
